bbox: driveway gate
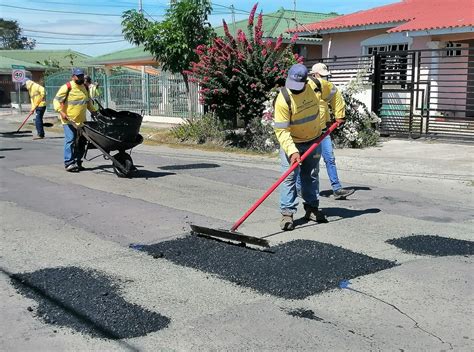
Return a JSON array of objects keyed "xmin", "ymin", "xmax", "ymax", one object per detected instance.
[{"xmin": 373, "ymin": 47, "xmax": 474, "ymax": 140}]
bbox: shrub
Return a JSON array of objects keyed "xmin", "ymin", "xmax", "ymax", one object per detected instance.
[
  {"xmin": 171, "ymin": 113, "xmax": 227, "ymax": 145},
  {"xmin": 332, "ymin": 71, "xmax": 381, "ymax": 148},
  {"xmin": 186, "ymin": 3, "xmax": 301, "ymax": 128}
]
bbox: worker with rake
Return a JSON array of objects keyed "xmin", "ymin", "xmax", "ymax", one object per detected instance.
[{"xmin": 274, "ymin": 64, "xmax": 345, "ymax": 231}]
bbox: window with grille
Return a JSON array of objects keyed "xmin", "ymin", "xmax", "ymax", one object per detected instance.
[
  {"xmin": 367, "ymin": 43, "xmax": 408, "ymax": 55},
  {"xmin": 446, "ymin": 42, "xmax": 463, "ymax": 57}
]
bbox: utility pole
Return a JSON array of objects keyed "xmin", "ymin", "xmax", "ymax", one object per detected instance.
[
  {"xmin": 293, "ymin": 0, "xmax": 297, "ymax": 26},
  {"xmin": 139, "ymin": 0, "xmax": 146, "ymax": 112},
  {"xmin": 231, "ymin": 4, "xmax": 236, "ymax": 36}
]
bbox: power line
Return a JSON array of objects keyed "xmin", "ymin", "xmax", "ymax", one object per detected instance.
[
  {"xmin": 22, "ymin": 0, "xmax": 168, "ymax": 8},
  {"xmin": 27, "ymin": 34, "xmax": 125, "ymax": 41},
  {"xmin": 22, "ymin": 29, "xmax": 124, "ymax": 37},
  {"xmin": 0, "ymin": 4, "xmax": 163, "ymax": 17},
  {"xmin": 34, "ymin": 40, "xmax": 126, "ymax": 45}
]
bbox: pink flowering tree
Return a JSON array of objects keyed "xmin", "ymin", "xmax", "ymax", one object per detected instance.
[{"xmin": 186, "ymin": 3, "xmax": 302, "ymax": 128}]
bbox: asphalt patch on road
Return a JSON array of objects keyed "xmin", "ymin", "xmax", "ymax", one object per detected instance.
[
  {"xmin": 387, "ymin": 235, "xmax": 474, "ymax": 256},
  {"xmin": 141, "ymin": 236, "xmax": 396, "ymax": 299},
  {"xmin": 10, "ymin": 266, "xmax": 170, "ymax": 339}
]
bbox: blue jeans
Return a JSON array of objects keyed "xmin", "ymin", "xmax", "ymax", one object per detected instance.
[
  {"xmin": 34, "ymin": 106, "xmax": 46, "ymax": 137},
  {"xmin": 280, "ymin": 141, "xmax": 321, "ymax": 215},
  {"xmin": 296, "ymin": 135, "xmax": 342, "ymax": 193},
  {"xmin": 321, "ymin": 135, "xmax": 342, "ymax": 191},
  {"xmin": 63, "ymin": 124, "xmax": 86, "ymax": 167}
]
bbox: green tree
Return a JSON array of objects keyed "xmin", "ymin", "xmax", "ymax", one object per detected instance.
[
  {"xmin": 121, "ymin": 0, "xmax": 213, "ymax": 115},
  {"xmin": 0, "ymin": 19, "xmax": 35, "ymax": 50}
]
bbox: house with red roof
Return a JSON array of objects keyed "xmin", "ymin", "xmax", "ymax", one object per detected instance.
[
  {"xmin": 290, "ymin": 0, "xmax": 473, "ymax": 58},
  {"xmin": 290, "ymin": 0, "xmax": 474, "ymax": 138}
]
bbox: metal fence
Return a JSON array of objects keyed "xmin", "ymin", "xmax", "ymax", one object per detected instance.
[
  {"xmin": 45, "ymin": 70, "xmax": 202, "ymax": 118},
  {"xmin": 308, "ymin": 48, "xmax": 474, "ymax": 141},
  {"xmin": 374, "ymin": 47, "xmax": 474, "ymax": 140}
]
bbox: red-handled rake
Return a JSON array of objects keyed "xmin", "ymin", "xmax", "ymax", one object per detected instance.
[{"xmin": 191, "ymin": 121, "xmax": 341, "ymax": 248}]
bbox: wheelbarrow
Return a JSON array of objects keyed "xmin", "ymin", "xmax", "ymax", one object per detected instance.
[{"xmin": 81, "ymin": 121, "xmax": 143, "ymax": 178}]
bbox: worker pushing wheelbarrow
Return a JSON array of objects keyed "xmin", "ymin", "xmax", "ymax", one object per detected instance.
[{"xmin": 53, "ymin": 68, "xmax": 142, "ymax": 177}]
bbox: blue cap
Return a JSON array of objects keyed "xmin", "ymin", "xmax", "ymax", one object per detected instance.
[
  {"xmin": 72, "ymin": 68, "xmax": 85, "ymax": 76},
  {"xmin": 285, "ymin": 64, "xmax": 308, "ymax": 90}
]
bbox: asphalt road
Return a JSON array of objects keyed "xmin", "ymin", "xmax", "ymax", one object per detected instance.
[{"xmin": 1, "ymin": 118, "xmax": 473, "ymax": 351}]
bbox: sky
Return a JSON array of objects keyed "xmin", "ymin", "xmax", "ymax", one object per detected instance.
[{"xmin": 2, "ymin": 0, "xmax": 398, "ymax": 57}]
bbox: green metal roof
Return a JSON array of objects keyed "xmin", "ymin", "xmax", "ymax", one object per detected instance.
[
  {"xmin": 0, "ymin": 55, "xmax": 45, "ymax": 72},
  {"xmin": 87, "ymin": 46, "xmax": 154, "ymax": 65},
  {"xmin": 0, "ymin": 50, "xmax": 90, "ymax": 68},
  {"xmin": 214, "ymin": 8, "xmax": 339, "ymax": 40}
]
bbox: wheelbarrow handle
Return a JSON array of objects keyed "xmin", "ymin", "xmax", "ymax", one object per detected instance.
[
  {"xmin": 230, "ymin": 121, "xmax": 341, "ymax": 232},
  {"xmin": 92, "ymin": 98, "xmax": 105, "ymax": 111}
]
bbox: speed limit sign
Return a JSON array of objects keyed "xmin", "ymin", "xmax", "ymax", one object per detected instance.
[{"xmin": 12, "ymin": 67, "xmax": 26, "ymax": 83}]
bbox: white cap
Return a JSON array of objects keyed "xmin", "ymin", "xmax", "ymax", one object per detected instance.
[{"xmin": 309, "ymin": 63, "xmax": 331, "ymax": 76}]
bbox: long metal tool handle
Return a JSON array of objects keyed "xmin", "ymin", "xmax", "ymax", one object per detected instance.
[
  {"xmin": 16, "ymin": 108, "xmax": 37, "ymax": 132},
  {"xmin": 230, "ymin": 121, "xmax": 341, "ymax": 232}
]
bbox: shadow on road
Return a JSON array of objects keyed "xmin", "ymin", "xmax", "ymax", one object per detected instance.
[
  {"xmin": 264, "ymin": 207, "xmax": 381, "ymax": 238},
  {"xmin": 320, "ymin": 186, "xmax": 372, "ymax": 198},
  {"xmin": 322, "ymin": 207, "xmax": 381, "ymax": 219},
  {"xmin": 0, "ymin": 148, "xmax": 22, "ymax": 151},
  {"xmin": 158, "ymin": 163, "xmax": 220, "ymax": 171},
  {"xmin": 85, "ymin": 165, "xmax": 175, "ymax": 179},
  {"xmin": 134, "ymin": 170, "xmax": 176, "ymax": 179},
  {"xmin": 0, "ymin": 131, "xmax": 33, "ymax": 138}
]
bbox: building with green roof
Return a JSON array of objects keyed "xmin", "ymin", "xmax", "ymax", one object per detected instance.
[
  {"xmin": 214, "ymin": 8, "xmax": 339, "ymax": 61},
  {"xmin": 86, "ymin": 46, "xmax": 154, "ymax": 66},
  {"xmin": 0, "ymin": 56, "xmax": 45, "ymax": 74},
  {"xmin": 0, "ymin": 49, "xmax": 89, "ymax": 69},
  {"xmin": 0, "ymin": 50, "xmax": 89, "ymax": 105}
]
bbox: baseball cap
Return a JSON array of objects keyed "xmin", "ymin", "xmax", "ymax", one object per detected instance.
[
  {"xmin": 72, "ymin": 68, "xmax": 85, "ymax": 76},
  {"xmin": 285, "ymin": 64, "xmax": 308, "ymax": 90},
  {"xmin": 309, "ymin": 63, "xmax": 331, "ymax": 77},
  {"xmin": 20, "ymin": 78, "xmax": 30, "ymax": 86}
]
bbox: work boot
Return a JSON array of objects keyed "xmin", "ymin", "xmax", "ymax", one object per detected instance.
[
  {"xmin": 333, "ymin": 188, "xmax": 355, "ymax": 200},
  {"xmin": 33, "ymin": 135, "xmax": 44, "ymax": 140},
  {"xmin": 304, "ymin": 204, "xmax": 328, "ymax": 223},
  {"xmin": 280, "ymin": 214, "xmax": 294, "ymax": 231}
]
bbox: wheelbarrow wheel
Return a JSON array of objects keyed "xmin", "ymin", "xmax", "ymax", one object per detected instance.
[{"xmin": 112, "ymin": 152, "xmax": 134, "ymax": 178}]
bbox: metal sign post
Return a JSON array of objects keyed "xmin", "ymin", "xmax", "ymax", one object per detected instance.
[{"xmin": 12, "ymin": 65, "xmax": 26, "ymax": 113}]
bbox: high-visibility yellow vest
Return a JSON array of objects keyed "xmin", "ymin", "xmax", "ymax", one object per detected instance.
[
  {"xmin": 25, "ymin": 80, "xmax": 46, "ymax": 109},
  {"xmin": 53, "ymin": 81, "xmax": 97, "ymax": 126},
  {"xmin": 273, "ymin": 79, "xmax": 345, "ymax": 156}
]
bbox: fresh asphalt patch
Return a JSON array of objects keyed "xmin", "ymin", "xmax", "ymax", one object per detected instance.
[
  {"xmin": 140, "ymin": 236, "xmax": 397, "ymax": 299},
  {"xmin": 10, "ymin": 266, "xmax": 170, "ymax": 339},
  {"xmin": 387, "ymin": 235, "xmax": 474, "ymax": 256}
]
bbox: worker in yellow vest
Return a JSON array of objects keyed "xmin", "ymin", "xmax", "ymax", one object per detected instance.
[
  {"xmin": 23, "ymin": 79, "xmax": 47, "ymax": 139},
  {"xmin": 53, "ymin": 68, "xmax": 98, "ymax": 172},
  {"xmin": 84, "ymin": 75, "xmax": 102, "ymax": 111},
  {"xmin": 309, "ymin": 63, "xmax": 354, "ymax": 199},
  {"xmin": 273, "ymin": 64, "xmax": 346, "ymax": 231}
]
